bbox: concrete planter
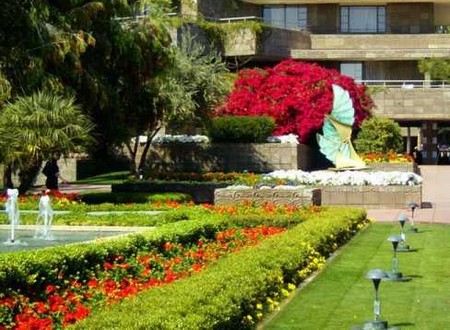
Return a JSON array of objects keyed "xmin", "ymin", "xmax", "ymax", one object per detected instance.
[
  {"xmin": 367, "ymin": 162, "xmax": 418, "ymax": 174},
  {"xmin": 214, "ymin": 188, "xmax": 321, "ymax": 207},
  {"xmin": 320, "ymin": 185, "xmax": 422, "ymax": 209}
]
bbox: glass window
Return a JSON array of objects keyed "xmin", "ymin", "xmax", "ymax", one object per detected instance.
[
  {"xmin": 340, "ymin": 63, "xmax": 363, "ymax": 81},
  {"xmin": 263, "ymin": 6, "xmax": 307, "ymax": 30},
  {"xmin": 340, "ymin": 6, "xmax": 386, "ymax": 33}
]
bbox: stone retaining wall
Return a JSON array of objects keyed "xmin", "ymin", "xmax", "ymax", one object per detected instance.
[
  {"xmin": 214, "ymin": 188, "xmax": 321, "ymax": 207},
  {"xmin": 214, "ymin": 185, "xmax": 421, "ymax": 209},
  {"xmin": 320, "ymin": 185, "xmax": 422, "ymax": 209},
  {"xmin": 146, "ymin": 143, "xmax": 315, "ymax": 173}
]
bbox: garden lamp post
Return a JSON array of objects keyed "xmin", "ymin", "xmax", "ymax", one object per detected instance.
[
  {"xmin": 364, "ymin": 269, "xmax": 389, "ymax": 330},
  {"xmin": 396, "ymin": 214, "xmax": 410, "ymax": 252},
  {"xmin": 386, "ymin": 235, "xmax": 410, "ymax": 281},
  {"xmin": 407, "ymin": 201, "xmax": 419, "ymax": 232}
]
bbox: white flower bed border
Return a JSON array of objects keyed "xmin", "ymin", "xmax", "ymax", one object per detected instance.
[
  {"xmin": 151, "ymin": 134, "xmax": 299, "ymax": 145},
  {"xmin": 263, "ymin": 169, "xmax": 422, "ymax": 186}
]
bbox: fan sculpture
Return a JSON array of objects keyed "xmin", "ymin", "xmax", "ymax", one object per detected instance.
[{"xmin": 317, "ymin": 84, "xmax": 366, "ymax": 170}]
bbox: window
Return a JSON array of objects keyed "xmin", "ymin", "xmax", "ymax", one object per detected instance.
[
  {"xmin": 263, "ymin": 6, "xmax": 307, "ymax": 30},
  {"xmin": 340, "ymin": 63, "xmax": 363, "ymax": 81},
  {"xmin": 340, "ymin": 6, "xmax": 385, "ymax": 33}
]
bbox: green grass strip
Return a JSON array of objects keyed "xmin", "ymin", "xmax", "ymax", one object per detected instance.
[{"xmin": 263, "ymin": 223, "xmax": 450, "ymax": 329}]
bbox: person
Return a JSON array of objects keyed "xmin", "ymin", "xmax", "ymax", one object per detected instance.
[{"xmin": 42, "ymin": 152, "xmax": 68, "ymax": 190}]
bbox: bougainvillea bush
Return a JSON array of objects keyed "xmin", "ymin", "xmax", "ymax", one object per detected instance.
[{"xmin": 216, "ymin": 60, "xmax": 374, "ymax": 143}]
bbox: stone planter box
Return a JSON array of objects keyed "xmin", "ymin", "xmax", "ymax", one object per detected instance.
[
  {"xmin": 214, "ymin": 188, "xmax": 321, "ymax": 207},
  {"xmin": 320, "ymin": 185, "xmax": 422, "ymax": 209},
  {"xmin": 366, "ymin": 162, "xmax": 418, "ymax": 174}
]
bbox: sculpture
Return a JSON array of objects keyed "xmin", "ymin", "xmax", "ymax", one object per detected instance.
[{"xmin": 317, "ymin": 84, "xmax": 366, "ymax": 170}]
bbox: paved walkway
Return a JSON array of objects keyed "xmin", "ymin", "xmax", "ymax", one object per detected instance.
[
  {"xmin": 30, "ymin": 183, "xmax": 111, "ymax": 194},
  {"xmin": 366, "ymin": 165, "xmax": 450, "ymax": 224}
]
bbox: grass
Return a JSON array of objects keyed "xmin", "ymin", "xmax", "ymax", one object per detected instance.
[
  {"xmin": 73, "ymin": 171, "xmax": 130, "ymax": 184},
  {"xmin": 262, "ymin": 222, "xmax": 450, "ymax": 329}
]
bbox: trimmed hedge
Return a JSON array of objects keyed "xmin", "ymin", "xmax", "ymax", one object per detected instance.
[
  {"xmin": 0, "ymin": 208, "xmax": 309, "ymax": 296},
  {"xmin": 208, "ymin": 115, "xmax": 275, "ymax": 143},
  {"xmin": 79, "ymin": 192, "xmax": 192, "ymax": 204},
  {"xmin": 73, "ymin": 208, "xmax": 367, "ymax": 329}
]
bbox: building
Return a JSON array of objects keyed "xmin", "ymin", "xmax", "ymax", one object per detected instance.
[{"xmin": 175, "ymin": 0, "xmax": 450, "ymax": 164}]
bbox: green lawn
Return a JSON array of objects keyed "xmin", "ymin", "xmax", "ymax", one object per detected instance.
[
  {"xmin": 262, "ymin": 222, "xmax": 450, "ymax": 329},
  {"xmin": 74, "ymin": 171, "xmax": 130, "ymax": 184}
]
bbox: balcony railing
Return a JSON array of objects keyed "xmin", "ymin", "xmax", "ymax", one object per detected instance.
[{"xmin": 356, "ymin": 80, "xmax": 450, "ymax": 89}]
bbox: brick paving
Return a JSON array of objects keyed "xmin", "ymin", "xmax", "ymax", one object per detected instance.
[{"xmin": 366, "ymin": 165, "xmax": 450, "ymax": 224}]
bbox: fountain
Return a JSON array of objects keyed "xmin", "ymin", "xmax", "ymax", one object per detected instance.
[
  {"xmin": 2, "ymin": 188, "xmax": 27, "ymax": 246},
  {"xmin": 34, "ymin": 193, "xmax": 54, "ymax": 240}
]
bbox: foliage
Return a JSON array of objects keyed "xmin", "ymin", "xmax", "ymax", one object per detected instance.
[
  {"xmin": 418, "ymin": 58, "xmax": 450, "ymax": 80},
  {"xmin": 0, "ymin": 204, "xmax": 366, "ymax": 329},
  {"xmin": 73, "ymin": 208, "xmax": 367, "ymax": 329},
  {"xmin": 354, "ymin": 117, "xmax": 403, "ymax": 154},
  {"xmin": 0, "ymin": 91, "xmax": 94, "ymax": 193},
  {"xmin": 79, "ymin": 192, "xmax": 192, "ymax": 204},
  {"xmin": 1, "ymin": 225, "xmax": 286, "ymax": 329},
  {"xmin": 0, "ymin": 0, "xmax": 173, "ymax": 165},
  {"xmin": 216, "ymin": 60, "xmax": 374, "ymax": 144},
  {"xmin": 125, "ymin": 27, "xmax": 232, "ymax": 174},
  {"xmin": 208, "ymin": 116, "xmax": 275, "ymax": 143}
]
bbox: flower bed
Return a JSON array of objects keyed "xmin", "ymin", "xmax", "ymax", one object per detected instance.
[
  {"xmin": 74, "ymin": 208, "xmax": 367, "ymax": 329},
  {"xmin": 0, "ymin": 205, "xmax": 367, "ymax": 329},
  {"xmin": 216, "ymin": 170, "xmax": 423, "ymax": 209}
]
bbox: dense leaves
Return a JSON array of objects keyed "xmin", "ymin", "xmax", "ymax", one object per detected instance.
[
  {"xmin": 216, "ymin": 60, "xmax": 374, "ymax": 144},
  {"xmin": 354, "ymin": 117, "xmax": 403, "ymax": 154}
]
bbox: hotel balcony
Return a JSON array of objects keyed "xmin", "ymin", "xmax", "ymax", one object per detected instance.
[{"xmin": 221, "ymin": 20, "xmax": 450, "ymax": 61}]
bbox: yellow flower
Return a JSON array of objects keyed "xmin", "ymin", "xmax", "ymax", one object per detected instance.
[
  {"xmin": 256, "ymin": 303, "xmax": 263, "ymax": 310},
  {"xmin": 287, "ymin": 283, "xmax": 296, "ymax": 291}
]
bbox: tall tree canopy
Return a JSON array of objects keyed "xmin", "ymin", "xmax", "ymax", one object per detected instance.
[
  {"xmin": 216, "ymin": 60, "xmax": 374, "ymax": 144},
  {"xmin": 0, "ymin": 0, "xmax": 174, "ymax": 159},
  {"xmin": 0, "ymin": 92, "xmax": 94, "ymax": 193}
]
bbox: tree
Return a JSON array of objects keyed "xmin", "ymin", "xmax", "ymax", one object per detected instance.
[
  {"xmin": 354, "ymin": 117, "xmax": 403, "ymax": 154},
  {"xmin": 0, "ymin": 0, "xmax": 174, "ymax": 168},
  {"xmin": 216, "ymin": 60, "xmax": 374, "ymax": 144},
  {"xmin": 0, "ymin": 92, "xmax": 94, "ymax": 194},
  {"xmin": 123, "ymin": 28, "xmax": 232, "ymax": 173},
  {"xmin": 418, "ymin": 58, "xmax": 450, "ymax": 81}
]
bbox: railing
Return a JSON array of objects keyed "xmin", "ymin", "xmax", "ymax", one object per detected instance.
[
  {"xmin": 217, "ymin": 16, "xmax": 261, "ymax": 23},
  {"xmin": 356, "ymin": 80, "xmax": 450, "ymax": 89}
]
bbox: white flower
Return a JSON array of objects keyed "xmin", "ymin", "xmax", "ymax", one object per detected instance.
[
  {"xmin": 152, "ymin": 134, "xmax": 209, "ymax": 144},
  {"xmin": 267, "ymin": 134, "xmax": 299, "ymax": 144},
  {"xmin": 262, "ymin": 170, "xmax": 422, "ymax": 186}
]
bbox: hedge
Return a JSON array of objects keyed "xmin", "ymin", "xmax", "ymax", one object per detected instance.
[{"xmin": 73, "ymin": 208, "xmax": 368, "ymax": 329}]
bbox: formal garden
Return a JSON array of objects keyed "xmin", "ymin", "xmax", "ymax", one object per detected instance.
[{"xmin": 0, "ymin": 1, "xmax": 437, "ymax": 329}]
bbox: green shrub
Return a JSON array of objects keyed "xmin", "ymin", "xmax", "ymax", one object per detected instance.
[
  {"xmin": 354, "ymin": 117, "xmax": 403, "ymax": 154},
  {"xmin": 79, "ymin": 192, "xmax": 192, "ymax": 204},
  {"xmin": 74, "ymin": 208, "xmax": 368, "ymax": 329},
  {"xmin": 208, "ymin": 115, "xmax": 275, "ymax": 143}
]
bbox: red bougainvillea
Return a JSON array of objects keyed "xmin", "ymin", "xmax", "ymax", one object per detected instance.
[{"xmin": 215, "ymin": 60, "xmax": 374, "ymax": 143}]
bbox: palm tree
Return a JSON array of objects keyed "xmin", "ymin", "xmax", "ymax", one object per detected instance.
[{"xmin": 0, "ymin": 91, "xmax": 94, "ymax": 193}]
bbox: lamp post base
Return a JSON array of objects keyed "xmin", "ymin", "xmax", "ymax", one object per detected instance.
[{"xmin": 362, "ymin": 320, "xmax": 388, "ymax": 330}]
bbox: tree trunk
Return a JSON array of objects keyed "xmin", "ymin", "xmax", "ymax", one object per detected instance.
[
  {"xmin": 3, "ymin": 164, "xmax": 14, "ymax": 189},
  {"xmin": 18, "ymin": 159, "xmax": 42, "ymax": 195}
]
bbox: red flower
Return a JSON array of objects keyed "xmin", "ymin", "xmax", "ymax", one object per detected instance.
[{"xmin": 216, "ymin": 60, "xmax": 373, "ymax": 143}]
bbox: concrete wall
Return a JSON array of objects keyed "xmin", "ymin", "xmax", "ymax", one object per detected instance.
[
  {"xmin": 371, "ymin": 88, "xmax": 450, "ymax": 120},
  {"xmin": 147, "ymin": 143, "xmax": 304, "ymax": 173}
]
